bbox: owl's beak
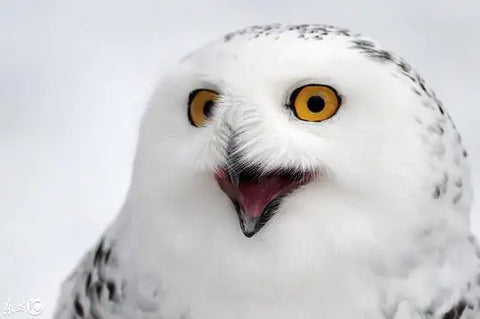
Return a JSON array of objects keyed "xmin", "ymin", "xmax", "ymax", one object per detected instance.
[{"xmin": 214, "ymin": 167, "xmax": 313, "ymax": 238}]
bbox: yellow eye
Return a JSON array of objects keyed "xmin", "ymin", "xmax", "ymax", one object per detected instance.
[
  {"xmin": 188, "ymin": 89, "xmax": 219, "ymax": 127},
  {"xmin": 289, "ymin": 84, "xmax": 341, "ymax": 122}
]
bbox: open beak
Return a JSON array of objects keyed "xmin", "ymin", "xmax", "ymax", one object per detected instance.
[{"xmin": 215, "ymin": 166, "xmax": 314, "ymax": 237}]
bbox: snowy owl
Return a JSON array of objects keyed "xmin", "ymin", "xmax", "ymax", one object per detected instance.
[{"xmin": 54, "ymin": 24, "xmax": 480, "ymax": 319}]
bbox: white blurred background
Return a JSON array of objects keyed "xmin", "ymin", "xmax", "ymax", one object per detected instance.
[{"xmin": 0, "ymin": 0, "xmax": 479, "ymax": 317}]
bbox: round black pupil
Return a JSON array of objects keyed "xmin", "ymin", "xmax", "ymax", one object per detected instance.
[
  {"xmin": 306, "ymin": 96, "xmax": 325, "ymax": 113},
  {"xmin": 203, "ymin": 100, "xmax": 215, "ymax": 117}
]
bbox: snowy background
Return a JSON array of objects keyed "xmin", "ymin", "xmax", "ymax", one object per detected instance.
[{"xmin": 1, "ymin": 0, "xmax": 479, "ymax": 317}]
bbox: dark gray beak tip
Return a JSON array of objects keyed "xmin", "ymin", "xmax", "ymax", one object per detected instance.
[
  {"xmin": 236, "ymin": 209, "xmax": 261, "ymax": 238},
  {"xmin": 234, "ymin": 200, "xmax": 279, "ymax": 239},
  {"xmin": 242, "ymin": 230, "xmax": 256, "ymax": 238}
]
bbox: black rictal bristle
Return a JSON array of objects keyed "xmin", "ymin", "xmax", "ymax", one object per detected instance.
[{"xmin": 234, "ymin": 165, "xmax": 309, "ymax": 184}]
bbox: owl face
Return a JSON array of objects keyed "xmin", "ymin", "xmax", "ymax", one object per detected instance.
[{"xmin": 133, "ymin": 25, "xmax": 468, "ymax": 240}]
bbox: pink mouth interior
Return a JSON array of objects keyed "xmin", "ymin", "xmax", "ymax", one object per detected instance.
[{"xmin": 215, "ymin": 169, "xmax": 311, "ymax": 218}]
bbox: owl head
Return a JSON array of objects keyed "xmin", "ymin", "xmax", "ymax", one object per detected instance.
[{"xmin": 128, "ymin": 24, "xmax": 471, "ymax": 248}]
